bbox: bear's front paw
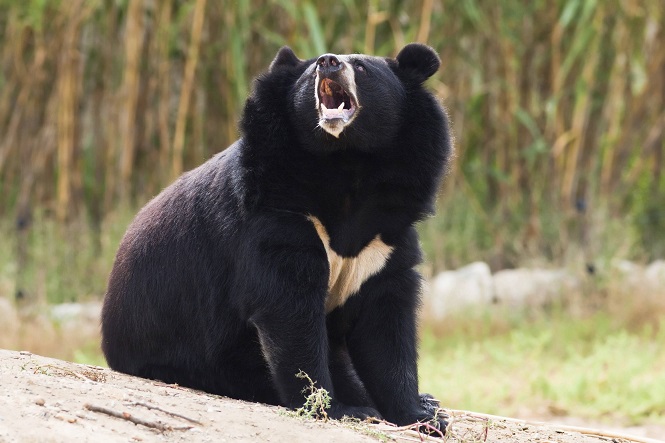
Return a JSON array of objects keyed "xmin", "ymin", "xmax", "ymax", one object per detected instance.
[
  {"xmin": 408, "ymin": 412, "xmax": 448, "ymax": 437},
  {"xmin": 420, "ymin": 393, "xmax": 442, "ymax": 415},
  {"xmin": 327, "ymin": 404, "xmax": 382, "ymax": 422},
  {"xmin": 410, "ymin": 394, "xmax": 449, "ymax": 436}
]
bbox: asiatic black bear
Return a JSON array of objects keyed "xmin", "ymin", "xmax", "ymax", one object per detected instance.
[{"xmin": 102, "ymin": 44, "xmax": 452, "ymax": 430}]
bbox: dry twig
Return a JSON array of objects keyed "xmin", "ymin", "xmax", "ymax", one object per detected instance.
[
  {"xmin": 84, "ymin": 403, "xmax": 192, "ymax": 432},
  {"xmin": 126, "ymin": 401, "xmax": 202, "ymax": 425}
]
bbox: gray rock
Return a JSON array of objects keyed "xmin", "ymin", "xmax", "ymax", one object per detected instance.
[
  {"xmin": 645, "ymin": 260, "xmax": 665, "ymax": 293},
  {"xmin": 49, "ymin": 302, "xmax": 102, "ymax": 323},
  {"xmin": 492, "ymin": 268, "xmax": 580, "ymax": 308},
  {"xmin": 49, "ymin": 302, "xmax": 102, "ymax": 338},
  {"xmin": 428, "ymin": 262, "xmax": 493, "ymax": 318}
]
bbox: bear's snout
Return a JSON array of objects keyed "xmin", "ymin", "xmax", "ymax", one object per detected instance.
[{"xmin": 316, "ymin": 54, "xmax": 343, "ymax": 75}]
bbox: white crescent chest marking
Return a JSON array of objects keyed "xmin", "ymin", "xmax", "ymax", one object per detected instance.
[{"xmin": 308, "ymin": 216, "xmax": 394, "ymax": 312}]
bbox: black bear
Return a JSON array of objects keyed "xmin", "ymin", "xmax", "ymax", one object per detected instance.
[{"xmin": 101, "ymin": 43, "xmax": 452, "ymax": 430}]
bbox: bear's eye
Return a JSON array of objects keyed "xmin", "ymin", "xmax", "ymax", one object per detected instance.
[{"xmin": 354, "ymin": 63, "xmax": 366, "ymax": 73}]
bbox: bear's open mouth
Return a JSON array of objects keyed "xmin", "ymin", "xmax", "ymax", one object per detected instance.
[{"xmin": 318, "ymin": 78, "xmax": 356, "ymax": 122}]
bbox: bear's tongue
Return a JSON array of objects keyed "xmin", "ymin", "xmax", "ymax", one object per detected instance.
[{"xmin": 319, "ymin": 79, "xmax": 352, "ymax": 120}]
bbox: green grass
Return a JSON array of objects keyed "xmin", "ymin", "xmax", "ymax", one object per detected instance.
[{"xmin": 419, "ymin": 312, "xmax": 665, "ymax": 425}]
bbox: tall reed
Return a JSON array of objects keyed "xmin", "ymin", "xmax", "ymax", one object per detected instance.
[{"xmin": 0, "ymin": 1, "xmax": 663, "ymax": 275}]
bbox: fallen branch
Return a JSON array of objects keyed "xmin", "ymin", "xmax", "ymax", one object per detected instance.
[
  {"xmin": 126, "ymin": 401, "xmax": 202, "ymax": 425},
  {"xmin": 84, "ymin": 403, "xmax": 192, "ymax": 432}
]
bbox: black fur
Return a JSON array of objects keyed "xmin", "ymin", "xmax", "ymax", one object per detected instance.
[{"xmin": 101, "ymin": 44, "xmax": 452, "ymax": 429}]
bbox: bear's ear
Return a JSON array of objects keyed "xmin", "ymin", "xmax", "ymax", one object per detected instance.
[
  {"xmin": 269, "ymin": 46, "xmax": 301, "ymax": 72},
  {"xmin": 396, "ymin": 43, "xmax": 440, "ymax": 83}
]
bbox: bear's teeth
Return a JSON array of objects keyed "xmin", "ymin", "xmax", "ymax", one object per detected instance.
[
  {"xmin": 321, "ymin": 104, "xmax": 338, "ymax": 118},
  {"xmin": 337, "ymin": 102, "xmax": 345, "ymax": 111}
]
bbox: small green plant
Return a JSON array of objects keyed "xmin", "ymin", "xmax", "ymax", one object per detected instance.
[
  {"xmin": 294, "ymin": 370, "xmax": 331, "ymax": 421},
  {"xmin": 291, "ymin": 372, "xmax": 394, "ymax": 440}
]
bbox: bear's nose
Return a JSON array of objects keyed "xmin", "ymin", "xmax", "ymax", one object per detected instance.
[{"xmin": 316, "ymin": 54, "xmax": 342, "ymax": 74}]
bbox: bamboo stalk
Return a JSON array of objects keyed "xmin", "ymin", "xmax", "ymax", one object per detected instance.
[
  {"xmin": 56, "ymin": 0, "xmax": 85, "ymax": 222},
  {"xmin": 171, "ymin": 0, "xmax": 207, "ymax": 180},
  {"xmin": 415, "ymin": 0, "xmax": 433, "ymax": 44},
  {"xmin": 119, "ymin": 0, "xmax": 144, "ymax": 200},
  {"xmin": 102, "ymin": 0, "xmax": 121, "ymax": 213},
  {"xmin": 157, "ymin": 0, "xmax": 173, "ymax": 183},
  {"xmin": 599, "ymin": 18, "xmax": 629, "ymax": 192},
  {"xmin": 561, "ymin": 11, "xmax": 602, "ymax": 206},
  {"xmin": 0, "ymin": 15, "xmax": 32, "ymax": 177},
  {"xmin": 364, "ymin": 0, "xmax": 380, "ymax": 55}
]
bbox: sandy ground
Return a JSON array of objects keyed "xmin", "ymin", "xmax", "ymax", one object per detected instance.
[{"xmin": 0, "ymin": 349, "xmax": 662, "ymax": 443}]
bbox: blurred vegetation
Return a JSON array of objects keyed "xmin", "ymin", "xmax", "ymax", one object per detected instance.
[
  {"xmin": 0, "ymin": 0, "xmax": 664, "ymax": 303},
  {"xmin": 420, "ymin": 312, "xmax": 665, "ymax": 424}
]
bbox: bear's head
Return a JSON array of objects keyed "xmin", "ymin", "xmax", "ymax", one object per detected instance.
[{"xmin": 244, "ymin": 44, "xmax": 442, "ymax": 155}]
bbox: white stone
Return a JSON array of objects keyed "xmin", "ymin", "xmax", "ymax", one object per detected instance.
[
  {"xmin": 50, "ymin": 302, "xmax": 102, "ymax": 323},
  {"xmin": 613, "ymin": 259, "xmax": 643, "ymax": 275},
  {"xmin": 645, "ymin": 260, "xmax": 665, "ymax": 294},
  {"xmin": 428, "ymin": 262, "xmax": 493, "ymax": 318},
  {"xmin": 492, "ymin": 268, "xmax": 579, "ymax": 308},
  {"xmin": 49, "ymin": 302, "xmax": 102, "ymax": 338},
  {"xmin": 612, "ymin": 259, "xmax": 646, "ymax": 289}
]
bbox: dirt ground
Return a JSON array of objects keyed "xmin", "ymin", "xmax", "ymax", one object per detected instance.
[{"xmin": 0, "ymin": 349, "xmax": 662, "ymax": 443}]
